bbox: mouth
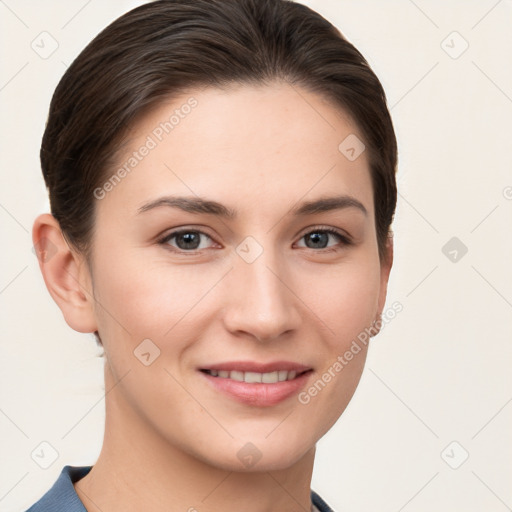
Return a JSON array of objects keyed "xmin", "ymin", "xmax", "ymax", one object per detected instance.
[
  {"xmin": 200, "ymin": 368, "xmax": 310, "ymax": 383},
  {"xmin": 198, "ymin": 361, "xmax": 313, "ymax": 407}
]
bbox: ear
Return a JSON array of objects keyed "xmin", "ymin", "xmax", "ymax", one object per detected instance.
[
  {"xmin": 32, "ymin": 213, "xmax": 98, "ymax": 333},
  {"xmin": 377, "ymin": 234, "xmax": 394, "ymax": 319}
]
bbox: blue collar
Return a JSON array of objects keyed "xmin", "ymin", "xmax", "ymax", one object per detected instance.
[
  {"xmin": 25, "ymin": 465, "xmax": 91, "ymax": 511},
  {"xmin": 26, "ymin": 465, "xmax": 335, "ymax": 511}
]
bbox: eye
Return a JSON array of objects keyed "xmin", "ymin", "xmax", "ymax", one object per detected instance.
[
  {"xmin": 296, "ymin": 227, "xmax": 352, "ymax": 251},
  {"xmin": 157, "ymin": 226, "xmax": 352, "ymax": 254},
  {"xmin": 158, "ymin": 229, "xmax": 216, "ymax": 252}
]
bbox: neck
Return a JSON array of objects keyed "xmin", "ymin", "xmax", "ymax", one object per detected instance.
[{"xmin": 74, "ymin": 362, "xmax": 316, "ymax": 512}]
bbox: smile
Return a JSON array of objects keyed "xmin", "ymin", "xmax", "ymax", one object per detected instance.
[
  {"xmin": 201, "ymin": 369, "xmax": 307, "ymax": 383},
  {"xmin": 199, "ymin": 362, "xmax": 313, "ymax": 406}
]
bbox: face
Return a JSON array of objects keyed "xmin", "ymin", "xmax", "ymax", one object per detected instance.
[{"xmin": 84, "ymin": 82, "xmax": 391, "ymax": 471}]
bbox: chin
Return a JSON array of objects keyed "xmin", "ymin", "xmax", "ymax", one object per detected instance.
[{"xmin": 196, "ymin": 434, "xmax": 315, "ymax": 473}]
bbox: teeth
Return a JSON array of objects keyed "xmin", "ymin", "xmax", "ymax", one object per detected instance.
[
  {"xmin": 207, "ymin": 369, "xmax": 301, "ymax": 382},
  {"xmin": 245, "ymin": 371, "xmax": 262, "ymax": 383},
  {"xmin": 230, "ymin": 370, "xmax": 244, "ymax": 381},
  {"xmin": 262, "ymin": 371, "xmax": 278, "ymax": 383}
]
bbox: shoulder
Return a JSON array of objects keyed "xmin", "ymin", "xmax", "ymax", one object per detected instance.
[{"xmin": 24, "ymin": 465, "xmax": 92, "ymax": 512}]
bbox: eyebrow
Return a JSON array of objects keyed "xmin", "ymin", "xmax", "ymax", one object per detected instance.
[{"xmin": 137, "ymin": 194, "xmax": 367, "ymax": 218}]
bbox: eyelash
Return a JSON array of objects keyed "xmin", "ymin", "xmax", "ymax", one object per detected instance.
[{"xmin": 157, "ymin": 226, "xmax": 352, "ymax": 255}]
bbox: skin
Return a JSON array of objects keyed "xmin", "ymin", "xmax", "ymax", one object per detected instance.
[{"xmin": 33, "ymin": 82, "xmax": 392, "ymax": 512}]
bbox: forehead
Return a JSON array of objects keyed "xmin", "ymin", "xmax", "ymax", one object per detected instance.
[{"xmin": 96, "ymin": 82, "xmax": 374, "ymax": 221}]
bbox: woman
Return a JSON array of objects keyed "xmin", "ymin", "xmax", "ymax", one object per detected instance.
[{"xmin": 28, "ymin": 0, "xmax": 397, "ymax": 510}]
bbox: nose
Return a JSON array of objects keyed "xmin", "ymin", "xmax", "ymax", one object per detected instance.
[{"xmin": 222, "ymin": 245, "xmax": 302, "ymax": 342}]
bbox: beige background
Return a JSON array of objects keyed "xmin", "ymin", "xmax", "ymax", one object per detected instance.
[{"xmin": 1, "ymin": 1, "xmax": 511, "ymax": 510}]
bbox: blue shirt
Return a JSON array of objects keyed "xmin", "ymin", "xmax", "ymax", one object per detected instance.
[{"xmin": 25, "ymin": 465, "xmax": 335, "ymax": 511}]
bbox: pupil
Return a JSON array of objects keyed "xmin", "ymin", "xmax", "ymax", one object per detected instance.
[
  {"xmin": 307, "ymin": 232, "xmax": 327, "ymax": 249},
  {"xmin": 178, "ymin": 232, "xmax": 200, "ymax": 249}
]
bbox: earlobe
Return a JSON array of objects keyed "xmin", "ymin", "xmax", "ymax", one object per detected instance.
[{"xmin": 32, "ymin": 213, "xmax": 98, "ymax": 333}]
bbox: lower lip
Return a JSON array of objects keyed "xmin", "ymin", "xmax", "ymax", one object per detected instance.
[{"xmin": 200, "ymin": 371, "xmax": 312, "ymax": 407}]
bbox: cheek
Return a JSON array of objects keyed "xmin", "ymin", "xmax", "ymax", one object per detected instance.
[
  {"xmin": 296, "ymin": 261, "xmax": 378, "ymax": 435},
  {"xmin": 90, "ymin": 248, "xmax": 190, "ymax": 347},
  {"xmin": 90, "ymin": 246, "xmax": 227, "ymax": 371},
  {"xmin": 296, "ymin": 253, "xmax": 379, "ymax": 416},
  {"xmin": 306, "ymin": 252, "xmax": 381, "ymax": 347}
]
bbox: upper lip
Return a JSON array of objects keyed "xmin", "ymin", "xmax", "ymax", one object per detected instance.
[{"xmin": 199, "ymin": 361, "xmax": 312, "ymax": 373}]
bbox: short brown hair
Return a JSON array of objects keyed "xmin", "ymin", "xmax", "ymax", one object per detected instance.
[{"xmin": 41, "ymin": 0, "xmax": 397, "ymax": 262}]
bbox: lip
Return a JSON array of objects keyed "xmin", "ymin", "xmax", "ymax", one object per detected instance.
[
  {"xmin": 198, "ymin": 360, "xmax": 313, "ymax": 407},
  {"xmin": 201, "ymin": 360, "xmax": 311, "ymax": 373}
]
